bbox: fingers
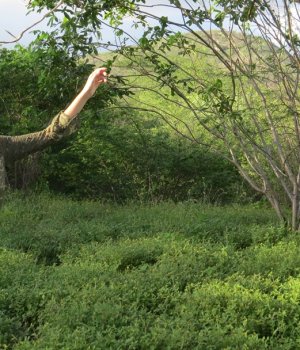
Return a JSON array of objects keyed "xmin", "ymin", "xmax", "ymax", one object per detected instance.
[
  {"xmin": 101, "ymin": 71, "xmax": 108, "ymax": 83},
  {"xmin": 94, "ymin": 67, "xmax": 108, "ymax": 84},
  {"xmin": 96, "ymin": 67, "xmax": 107, "ymax": 74}
]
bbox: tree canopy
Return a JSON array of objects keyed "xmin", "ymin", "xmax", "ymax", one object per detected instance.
[{"xmin": 2, "ymin": 0, "xmax": 300, "ymax": 228}]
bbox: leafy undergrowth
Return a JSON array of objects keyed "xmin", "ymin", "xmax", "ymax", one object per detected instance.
[{"xmin": 2, "ymin": 193, "xmax": 300, "ymax": 349}]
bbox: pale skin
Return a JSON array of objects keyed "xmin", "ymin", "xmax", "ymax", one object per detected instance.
[{"xmin": 64, "ymin": 67, "xmax": 108, "ymax": 121}]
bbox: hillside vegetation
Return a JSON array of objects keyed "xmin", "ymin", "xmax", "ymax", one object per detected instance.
[
  {"xmin": 2, "ymin": 30, "xmax": 300, "ymax": 349},
  {"xmin": 0, "ymin": 44, "xmax": 249, "ymax": 202},
  {"xmin": 3, "ymin": 193, "xmax": 300, "ymax": 349}
]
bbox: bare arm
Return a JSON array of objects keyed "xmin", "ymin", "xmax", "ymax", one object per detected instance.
[
  {"xmin": 0, "ymin": 68, "xmax": 108, "ymax": 163},
  {"xmin": 64, "ymin": 67, "xmax": 108, "ymax": 120}
]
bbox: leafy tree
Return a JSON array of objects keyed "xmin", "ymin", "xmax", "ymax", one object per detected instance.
[
  {"xmin": 13, "ymin": 0, "xmax": 299, "ymax": 229},
  {"xmin": 0, "ymin": 40, "xmax": 118, "ymax": 192},
  {"xmin": 0, "ymin": 42, "xmax": 241, "ymax": 202},
  {"xmin": 43, "ymin": 108, "xmax": 242, "ymax": 202},
  {"xmin": 2, "ymin": 1, "xmax": 300, "ymax": 228}
]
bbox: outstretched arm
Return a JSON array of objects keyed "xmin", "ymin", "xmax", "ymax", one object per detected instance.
[
  {"xmin": 64, "ymin": 67, "xmax": 108, "ymax": 121},
  {"xmin": 0, "ymin": 67, "xmax": 108, "ymax": 163}
]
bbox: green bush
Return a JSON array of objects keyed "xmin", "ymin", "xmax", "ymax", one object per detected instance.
[
  {"xmin": 0, "ymin": 194, "xmax": 277, "ymax": 263},
  {"xmin": 2, "ymin": 194, "xmax": 300, "ymax": 349},
  {"xmin": 0, "ymin": 45, "xmax": 248, "ymax": 202},
  {"xmin": 239, "ymin": 240, "xmax": 300, "ymax": 279},
  {"xmin": 0, "ymin": 249, "xmax": 46, "ymax": 349},
  {"xmin": 42, "ymin": 109, "xmax": 245, "ymax": 203}
]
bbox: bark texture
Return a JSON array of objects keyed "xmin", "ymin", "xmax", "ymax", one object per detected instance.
[{"xmin": 0, "ymin": 155, "xmax": 6, "ymax": 193}]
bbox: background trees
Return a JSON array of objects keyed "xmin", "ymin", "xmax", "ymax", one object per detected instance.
[
  {"xmin": 0, "ymin": 43, "xmax": 96, "ymax": 190},
  {"xmin": 0, "ymin": 37, "xmax": 241, "ymax": 202},
  {"xmin": 22, "ymin": 0, "xmax": 300, "ymax": 228},
  {"xmin": 3, "ymin": 0, "xmax": 300, "ymax": 227}
]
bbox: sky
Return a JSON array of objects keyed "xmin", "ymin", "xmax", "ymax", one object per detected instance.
[
  {"xmin": 0, "ymin": 0, "xmax": 184, "ymax": 48},
  {"xmin": 0, "ymin": 0, "xmax": 48, "ymax": 46},
  {"xmin": 1, "ymin": 0, "xmax": 300, "ymax": 50}
]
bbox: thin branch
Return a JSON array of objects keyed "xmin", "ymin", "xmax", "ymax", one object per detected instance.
[{"xmin": 0, "ymin": 0, "xmax": 64, "ymax": 45}]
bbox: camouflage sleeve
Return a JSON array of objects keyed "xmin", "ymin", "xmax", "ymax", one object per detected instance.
[
  {"xmin": 48, "ymin": 111, "xmax": 80, "ymax": 140},
  {"xmin": 0, "ymin": 111, "xmax": 80, "ymax": 162}
]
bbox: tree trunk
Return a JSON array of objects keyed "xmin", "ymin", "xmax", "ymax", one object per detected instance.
[
  {"xmin": 0, "ymin": 155, "xmax": 6, "ymax": 193},
  {"xmin": 0, "ymin": 111, "xmax": 79, "ymax": 190}
]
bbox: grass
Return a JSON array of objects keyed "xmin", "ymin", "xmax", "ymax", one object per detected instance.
[{"xmin": 2, "ymin": 193, "xmax": 300, "ymax": 349}]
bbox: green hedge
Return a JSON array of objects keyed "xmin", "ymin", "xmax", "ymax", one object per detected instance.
[
  {"xmin": 3, "ymin": 194, "xmax": 300, "ymax": 349},
  {"xmin": 0, "ymin": 46, "xmax": 248, "ymax": 203}
]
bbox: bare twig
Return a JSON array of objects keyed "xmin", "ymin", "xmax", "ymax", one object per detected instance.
[{"xmin": 0, "ymin": 0, "xmax": 64, "ymax": 45}]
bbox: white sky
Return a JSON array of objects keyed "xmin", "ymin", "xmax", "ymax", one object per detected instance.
[
  {"xmin": 0, "ymin": 0, "xmax": 49, "ymax": 46},
  {"xmin": 0, "ymin": 0, "xmax": 184, "ymax": 48},
  {"xmin": 1, "ymin": 0, "xmax": 299, "ymax": 50}
]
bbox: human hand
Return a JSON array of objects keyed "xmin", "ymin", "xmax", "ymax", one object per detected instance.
[{"xmin": 82, "ymin": 67, "xmax": 108, "ymax": 98}]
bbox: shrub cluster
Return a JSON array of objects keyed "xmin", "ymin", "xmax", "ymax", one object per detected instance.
[
  {"xmin": 41, "ymin": 109, "xmax": 245, "ymax": 203},
  {"xmin": 2, "ymin": 194, "xmax": 300, "ymax": 349},
  {"xmin": 0, "ymin": 46, "xmax": 248, "ymax": 203}
]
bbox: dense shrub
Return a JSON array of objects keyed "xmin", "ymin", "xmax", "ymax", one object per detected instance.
[
  {"xmin": 41, "ymin": 109, "xmax": 245, "ymax": 203},
  {"xmin": 0, "ymin": 193, "xmax": 277, "ymax": 263},
  {"xmin": 0, "ymin": 249, "xmax": 46, "ymax": 349},
  {"xmin": 3, "ymin": 194, "xmax": 300, "ymax": 349},
  {"xmin": 0, "ymin": 46, "xmax": 248, "ymax": 202}
]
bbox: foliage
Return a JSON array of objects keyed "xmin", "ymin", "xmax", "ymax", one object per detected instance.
[
  {"xmin": 41, "ymin": 108, "xmax": 244, "ymax": 202},
  {"xmin": 0, "ymin": 45, "xmax": 92, "ymax": 136},
  {"xmin": 0, "ymin": 44, "xmax": 94, "ymax": 189},
  {"xmin": 0, "ymin": 45, "xmax": 245, "ymax": 202},
  {"xmin": 22, "ymin": 0, "xmax": 300, "ymax": 228},
  {"xmin": 3, "ymin": 194, "xmax": 300, "ymax": 349}
]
